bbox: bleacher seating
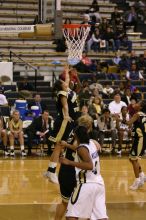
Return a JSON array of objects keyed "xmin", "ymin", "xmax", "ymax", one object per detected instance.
[{"xmin": 0, "ymin": 0, "xmax": 146, "ymax": 119}]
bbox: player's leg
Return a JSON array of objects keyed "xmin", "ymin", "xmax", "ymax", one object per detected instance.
[
  {"xmin": 44, "ymin": 143, "xmax": 62, "ymax": 183},
  {"xmin": 129, "ymin": 137, "xmax": 145, "ymax": 190},
  {"xmin": 91, "ymin": 183, "xmax": 108, "ymax": 220},
  {"xmin": 45, "ymin": 120, "xmax": 74, "ymax": 183},
  {"xmin": 55, "ymin": 200, "xmax": 68, "ymax": 220}
]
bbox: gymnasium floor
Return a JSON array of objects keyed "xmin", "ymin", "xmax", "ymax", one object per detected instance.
[{"xmin": 0, "ymin": 155, "xmax": 146, "ymax": 220}]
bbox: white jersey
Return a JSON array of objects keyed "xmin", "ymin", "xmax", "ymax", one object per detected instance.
[{"xmin": 75, "ymin": 140, "xmax": 104, "ymax": 185}]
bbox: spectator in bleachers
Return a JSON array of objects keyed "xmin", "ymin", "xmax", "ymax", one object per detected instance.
[
  {"xmin": 115, "ymin": 30, "xmax": 132, "ymax": 52},
  {"xmin": 108, "ymin": 93, "xmax": 127, "ymax": 117},
  {"xmin": 93, "ymin": 62, "xmax": 107, "ymax": 79},
  {"xmin": 116, "ymin": 106, "xmax": 132, "ymax": 154},
  {"xmin": 97, "ymin": 108, "xmax": 117, "ymax": 153},
  {"xmin": 102, "ymin": 83, "xmax": 114, "ymax": 98},
  {"xmin": 0, "ymin": 115, "xmax": 8, "ymax": 156},
  {"xmin": 91, "ymin": 87, "xmax": 103, "ymax": 100},
  {"xmin": 116, "ymin": 82, "xmax": 126, "ymax": 96},
  {"xmin": 80, "ymin": 105, "xmax": 89, "ymax": 115},
  {"xmin": 0, "ymin": 89, "xmax": 8, "ymax": 106},
  {"xmin": 81, "ymin": 13, "xmax": 95, "ymax": 35},
  {"xmin": 28, "ymin": 93, "xmax": 47, "ymax": 114},
  {"xmin": 89, "ymin": 96, "xmax": 103, "ymax": 118},
  {"xmin": 126, "ymin": 63, "xmax": 144, "ymax": 80},
  {"xmin": 87, "ymin": 0, "xmax": 99, "ymax": 14},
  {"xmin": 119, "ymin": 53, "xmax": 131, "ymax": 71},
  {"xmin": 125, "ymin": 80, "xmax": 137, "ymax": 93},
  {"xmin": 111, "ymin": 6, "xmax": 122, "ymax": 24},
  {"xmin": 25, "ymin": 110, "xmax": 54, "ymax": 156},
  {"xmin": 102, "ymin": 26, "xmax": 116, "ymax": 52},
  {"xmin": 8, "ymin": 110, "xmax": 26, "ymax": 157},
  {"xmin": 122, "ymin": 88, "xmax": 137, "ymax": 105},
  {"xmin": 129, "ymin": 50, "xmax": 138, "ymax": 64},
  {"xmin": 133, "ymin": 0, "xmax": 146, "ymax": 21},
  {"xmin": 99, "ymin": 17, "xmax": 109, "ymax": 34},
  {"xmin": 78, "ymin": 80, "xmax": 92, "ymax": 107},
  {"xmin": 113, "ymin": 51, "xmax": 121, "ymax": 65},
  {"xmin": 124, "ymin": 6, "xmax": 138, "ymax": 32},
  {"xmin": 114, "ymin": 15, "xmax": 125, "ymax": 32},
  {"xmin": 88, "ymin": 28, "xmax": 102, "ymax": 52},
  {"xmin": 137, "ymin": 54, "xmax": 146, "ymax": 74},
  {"xmin": 89, "ymin": 76, "xmax": 104, "ymax": 92},
  {"xmin": 75, "ymin": 51, "xmax": 94, "ymax": 73},
  {"xmin": 81, "ymin": 51, "xmax": 92, "ymax": 66},
  {"xmin": 87, "ymin": 0, "xmax": 101, "ymax": 24}
]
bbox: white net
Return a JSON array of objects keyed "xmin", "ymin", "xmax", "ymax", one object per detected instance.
[{"xmin": 63, "ymin": 24, "xmax": 90, "ymax": 65}]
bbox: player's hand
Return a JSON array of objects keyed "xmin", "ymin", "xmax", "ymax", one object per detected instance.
[
  {"xmin": 59, "ymin": 157, "xmax": 70, "ymax": 165},
  {"xmin": 60, "ymin": 140, "xmax": 68, "ymax": 148},
  {"xmin": 64, "ymin": 64, "xmax": 69, "ymax": 73},
  {"xmin": 64, "ymin": 116, "xmax": 73, "ymax": 122}
]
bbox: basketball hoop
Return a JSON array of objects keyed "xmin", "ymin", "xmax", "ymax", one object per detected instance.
[{"xmin": 62, "ymin": 24, "xmax": 90, "ymax": 66}]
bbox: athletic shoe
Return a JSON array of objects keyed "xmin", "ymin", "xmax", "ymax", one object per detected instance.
[
  {"xmin": 117, "ymin": 150, "xmax": 122, "ymax": 155},
  {"xmin": 43, "ymin": 171, "xmax": 59, "ymax": 184},
  {"xmin": 139, "ymin": 172, "xmax": 146, "ymax": 183},
  {"xmin": 10, "ymin": 150, "xmax": 15, "ymax": 157},
  {"xmin": 129, "ymin": 179, "xmax": 143, "ymax": 190},
  {"xmin": 4, "ymin": 150, "xmax": 10, "ymax": 156},
  {"xmin": 21, "ymin": 150, "xmax": 26, "ymax": 157}
]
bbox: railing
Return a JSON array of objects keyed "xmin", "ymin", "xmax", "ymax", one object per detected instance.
[{"xmin": 9, "ymin": 50, "xmax": 38, "ymax": 90}]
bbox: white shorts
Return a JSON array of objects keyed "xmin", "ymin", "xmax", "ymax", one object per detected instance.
[{"xmin": 66, "ymin": 182, "xmax": 108, "ymax": 219}]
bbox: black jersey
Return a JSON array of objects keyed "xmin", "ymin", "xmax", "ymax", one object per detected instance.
[
  {"xmin": 56, "ymin": 90, "xmax": 68, "ymax": 118},
  {"xmin": 67, "ymin": 89, "xmax": 80, "ymax": 121},
  {"xmin": 133, "ymin": 112, "xmax": 146, "ymax": 138}
]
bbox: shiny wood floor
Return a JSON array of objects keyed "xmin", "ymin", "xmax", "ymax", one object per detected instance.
[{"xmin": 0, "ymin": 154, "xmax": 146, "ymax": 220}]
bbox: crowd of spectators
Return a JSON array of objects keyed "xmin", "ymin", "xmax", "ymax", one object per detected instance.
[{"xmin": 0, "ymin": 0, "xmax": 146, "ymax": 157}]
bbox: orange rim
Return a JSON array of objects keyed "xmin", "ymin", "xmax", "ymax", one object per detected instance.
[{"xmin": 63, "ymin": 24, "xmax": 90, "ymax": 29}]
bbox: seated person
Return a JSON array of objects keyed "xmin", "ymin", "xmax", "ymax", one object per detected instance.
[
  {"xmin": 88, "ymin": 96, "xmax": 103, "ymax": 118},
  {"xmin": 8, "ymin": 110, "xmax": 26, "ymax": 157},
  {"xmin": 28, "ymin": 94, "xmax": 47, "ymax": 115},
  {"xmin": 25, "ymin": 110, "xmax": 54, "ymax": 156},
  {"xmin": 0, "ymin": 115, "xmax": 8, "ymax": 156},
  {"xmin": 97, "ymin": 108, "xmax": 117, "ymax": 153},
  {"xmin": 0, "ymin": 90, "xmax": 8, "ymax": 106},
  {"xmin": 116, "ymin": 106, "xmax": 132, "ymax": 154},
  {"xmin": 102, "ymin": 83, "xmax": 114, "ymax": 98},
  {"xmin": 102, "ymin": 26, "xmax": 116, "ymax": 52},
  {"xmin": 126, "ymin": 63, "xmax": 144, "ymax": 81}
]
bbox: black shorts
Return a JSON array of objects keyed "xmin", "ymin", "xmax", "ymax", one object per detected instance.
[
  {"xmin": 58, "ymin": 166, "xmax": 76, "ymax": 202},
  {"xmin": 48, "ymin": 117, "xmax": 75, "ymax": 143},
  {"xmin": 129, "ymin": 136, "xmax": 146, "ymax": 160}
]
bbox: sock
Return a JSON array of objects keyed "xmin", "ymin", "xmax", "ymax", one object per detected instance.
[
  {"xmin": 47, "ymin": 162, "xmax": 57, "ymax": 173},
  {"xmin": 135, "ymin": 177, "xmax": 140, "ymax": 182},
  {"xmin": 139, "ymin": 171, "xmax": 144, "ymax": 178},
  {"xmin": 21, "ymin": 145, "xmax": 25, "ymax": 151},
  {"xmin": 10, "ymin": 146, "xmax": 14, "ymax": 151}
]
